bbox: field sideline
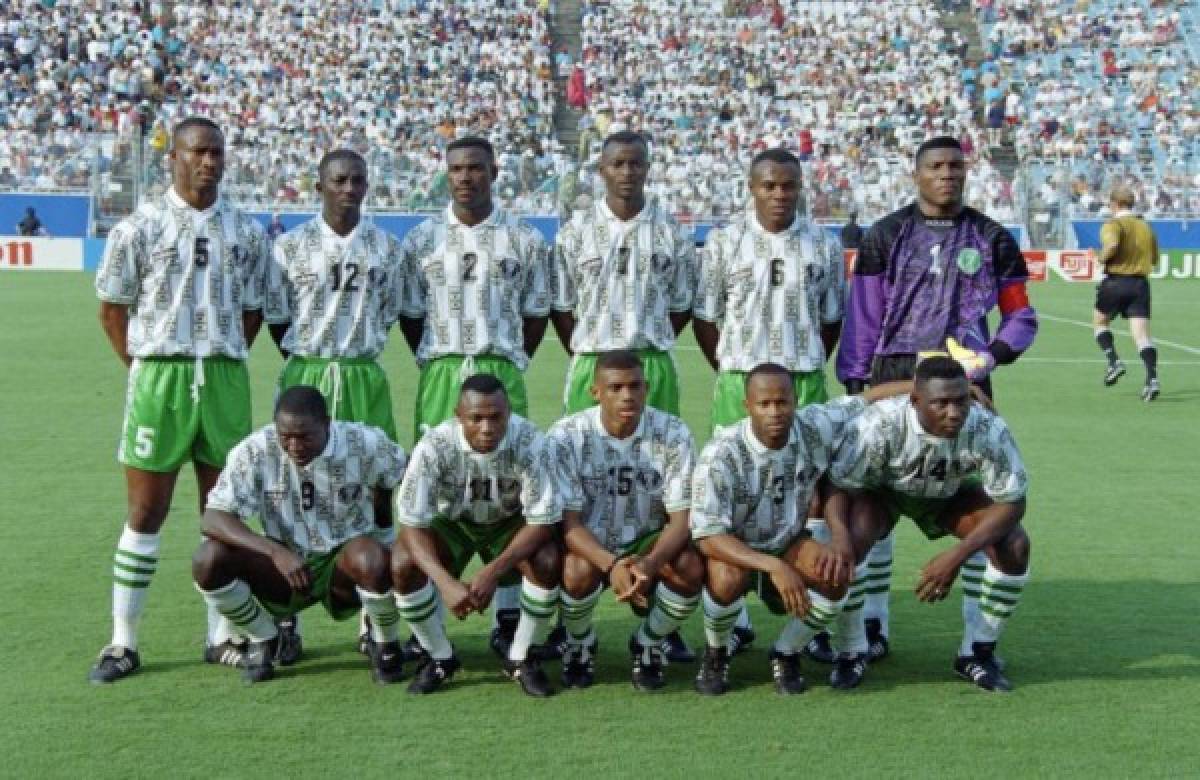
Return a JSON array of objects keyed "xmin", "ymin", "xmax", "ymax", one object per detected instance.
[{"xmin": 1, "ymin": 272, "xmax": 1198, "ymax": 778}]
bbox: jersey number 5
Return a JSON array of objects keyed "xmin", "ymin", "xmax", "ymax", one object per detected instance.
[{"xmin": 607, "ymin": 466, "xmax": 634, "ymax": 496}]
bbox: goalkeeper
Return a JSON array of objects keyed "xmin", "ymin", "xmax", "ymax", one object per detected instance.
[{"xmin": 824, "ymin": 136, "xmax": 1038, "ymax": 665}]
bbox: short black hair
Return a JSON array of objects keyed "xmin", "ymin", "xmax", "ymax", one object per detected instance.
[
  {"xmin": 601, "ymin": 131, "xmax": 648, "ymax": 157},
  {"xmin": 172, "ymin": 116, "xmax": 222, "ymax": 144},
  {"xmin": 446, "ymin": 135, "xmax": 495, "ymax": 160},
  {"xmin": 318, "ymin": 148, "xmax": 366, "ymax": 180},
  {"xmin": 915, "ymin": 355, "xmax": 967, "ymax": 384},
  {"xmin": 460, "ymin": 373, "xmax": 507, "ymax": 399},
  {"xmin": 275, "ymin": 385, "xmax": 329, "ymax": 420},
  {"xmin": 594, "ymin": 350, "xmax": 644, "ymax": 374},
  {"xmin": 914, "ymin": 136, "xmax": 963, "ymax": 166},
  {"xmin": 744, "ymin": 362, "xmax": 793, "ymax": 391},
  {"xmin": 750, "ymin": 147, "xmax": 801, "ymax": 174}
]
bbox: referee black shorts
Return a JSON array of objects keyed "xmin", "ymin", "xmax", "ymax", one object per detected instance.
[{"xmin": 1095, "ymin": 274, "xmax": 1151, "ymax": 319}]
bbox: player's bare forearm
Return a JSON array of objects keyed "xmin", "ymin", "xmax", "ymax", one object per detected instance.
[
  {"xmin": 697, "ymin": 532, "xmax": 784, "ymax": 576},
  {"xmin": 242, "ymin": 309, "xmax": 263, "ymax": 347},
  {"xmin": 641, "ymin": 510, "xmax": 691, "ymax": 573},
  {"xmin": 669, "ymin": 310, "xmax": 691, "ymax": 337},
  {"xmin": 201, "ymin": 507, "xmax": 286, "ymax": 560},
  {"xmin": 400, "ymin": 525, "xmax": 462, "ymax": 593},
  {"xmin": 550, "ymin": 310, "xmax": 576, "ymax": 355},
  {"xmin": 522, "ymin": 316, "xmax": 549, "ymax": 359},
  {"xmin": 692, "ymin": 318, "xmax": 721, "ymax": 371},
  {"xmin": 563, "ymin": 511, "xmax": 617, "ymax": 572},
  {"xmin": 268, "ymin": 323, "xmax": 291, "ymax": 358},
  {"xmin": 398, "ymin": 316, "xmax": 424, "ymax": 355},
  {"xmin": 373, "ymin": 489, "xmax": 393, "ymax": 529},
  {"xmin": 820, "ymin": 484, "xmax": 854, "ymax": 555},
  {"xmin": 820, "ymin": 322, "xmax": 841, "ymax": 359},
  {"xmin": 99, "ymin": 302, "xmax": 131, "ymax": 367},
  {"xmin": 950, "ymin": 498, "xmax": 1026, "ymax": 562},
  {"xmin": 862, "ymin": 380, "xmax": 913, "ymax": 402},
  {"xmin": 486, "ymin": 522, "xmax": 553, "ymax": 579}
]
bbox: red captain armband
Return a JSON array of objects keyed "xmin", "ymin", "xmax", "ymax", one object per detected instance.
[{"xmin": 997, "ymin": 282, "xmax": 1030, "ymax": 315}]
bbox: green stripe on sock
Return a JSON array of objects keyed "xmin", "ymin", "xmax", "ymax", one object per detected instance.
[
  {"xmin": 113, "ymin": 561, "xmax": 156, "ymax": 576},
  {"xmin": 867, "ymin": 559, "xmax": 893, "ymax": 569},
  {"xmin": 981, "ymin": 580, "xmax": 1025, "ymax": 595},
  {"xmin": 980, "ymin": 591, "xmax": 1021, "ymax": 607},
  {"xmin": 843, "ymin": 600, "xmax": 864, "ymax": 611},
  {"xmin": 400, "ymin": 602, "xmax": 439, "ymax": 623},
  {"xmin": 115, "ymin": 549, "xmax": 158, "ymax": 564},
  {"xmin": 864, "ymin": 585, "xmax": 890, "ymax": 594},
  {"xmin": 980, "ymin": 603, "xmax": 1015, "ymax": 619},
  {"xmin": 113, "ymin": 576, "xmax": 150, "ymax": 589}
]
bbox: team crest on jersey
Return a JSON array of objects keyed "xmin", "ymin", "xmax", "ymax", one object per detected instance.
[
  {"xmin": 496, "ymin": 256, "xmax": 522, "ymax": 279},
  {"xmin": 265, "ymin": 488, "xmax": 289, "ymax": 507},
  {"xmin": 338, "ymin": 484, "xmax": 364, "ymax": 503},
  {"xmin": 956, "ymin": 249, "xmax": 982, "ymax": 275},
  {"xmin": 650, "ymin": 253, "xmax": 671, "ymax": 274},
  {"xmin": 636, "ymin": 468, "xmax": 663, "ymax": 492}
]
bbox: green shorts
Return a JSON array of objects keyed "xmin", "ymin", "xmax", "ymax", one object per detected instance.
[
  {"xmin": 119, "ymin": 356, "xmax": 251, "ymax": 472},
  {"xmin": 616, "ymin": 529, "xmax": 662, "ymax": 559},
  {"xmin": 881, "ymin": 483, "xmax": 982, "ymax": 540},
  {"xmin": 710, "ymin": 369, "xmax": 828, "ymax": 431},
  {"xmin": 414, "ymin": 354, "xmax": 528, "ymax": 442},
  {"xmin": 259, "ymin": 546, "xmax": 359, "ymax": 621},
  {"xmin": 431, "ymin": 515, "xmax": 528, "ymax": 586},
  {"xmin": 279, "ymin": 355, "xmax": 397, "ymax": 441},
  {"xmin": 748, "ymin": 534, "xmax": 810, "ymax": 616},
  {"xmin": 564, "ymin": 350, "xmax": 680, "ymax": 415}
]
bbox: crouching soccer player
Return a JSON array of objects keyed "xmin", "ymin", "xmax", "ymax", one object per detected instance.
[
  {"xmin": 830, "ymin": 356, "xmax": 1032, "ymax": 692},
  {"xmin": 191, "ymin": 386, "xmax": 408, "ymax": 684},
  {"xmin": 391, "ymin": 374, "xmax": 562, "ymax": 697},
  {"xmin": 547, "ymin": 350, "xmax": 703, "ymax": 691}
]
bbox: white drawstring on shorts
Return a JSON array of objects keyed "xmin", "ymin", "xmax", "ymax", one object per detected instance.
[
  {"xmin": 190, "ymin": 356, "xmax": 205, "ymax": 402},
  {"xmin": 320, "ymin": 361, "xmax": 343, "ymax": 417}
]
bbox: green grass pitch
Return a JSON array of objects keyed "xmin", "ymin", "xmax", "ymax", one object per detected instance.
[{"xmin": 1, "ymin": 272, "xmax": 1198, "ymax": 778}]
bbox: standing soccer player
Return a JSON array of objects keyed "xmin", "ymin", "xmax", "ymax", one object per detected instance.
[
  {"xmin": 693, "ymin": 147, "xmax": 845, "ymax": 656},
  {"xmin": 192, "ymin": 387, "xmax": 408, "ymax": 685},
  {"xmin": 391, "ymin": 375, "xmax": 562, "ymax": 697},
  {"xmin": 1091, "ymin": 185, "xmax": 1161, "ymax": 401},
  {"xmin": 90, "ymin": 117, "xmax": 267, "ymax": 683},
  {"xmin": 551, "ymin": 131, "xmax": 697, "ymax": 416},
  {"xmin": 547, "ymin": 351, "xmax": 703, "ymax": 691},
  {"xmin": 832, "ymin": 136, "xmax": 1037, "ymax": 662},
  {"xmin": 830, "ymin": 357, "xmax": 1032, "ymax": 692},
  {"xmin": 264, "ymin": 149, "xmax": 410, "ymax": 663}
]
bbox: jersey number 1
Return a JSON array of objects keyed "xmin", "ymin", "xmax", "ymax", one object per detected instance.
[{"xmin": 330, "ymin": 262, "xmax": 361, "ymax": 292}]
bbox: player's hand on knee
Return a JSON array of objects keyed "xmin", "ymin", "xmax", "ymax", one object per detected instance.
[
  {"xmin": 769, "ymin": 562, "xmax": 811, "ymax": 618},
  {"xmin": 270, "ymin": 546, "xmax": 312, "ymax": 593},
  {"xmin": 915, "ymin": 548, "xmax": 963, "ymax": 603},
  {"xmin": 814, "ymin": 544, "xmax": 852, "ymax": 589}
]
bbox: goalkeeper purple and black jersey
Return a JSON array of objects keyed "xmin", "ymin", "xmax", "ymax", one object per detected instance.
[{"xmin": 836, "ymin": 203, "xmax": 1038, "ymax": 383}]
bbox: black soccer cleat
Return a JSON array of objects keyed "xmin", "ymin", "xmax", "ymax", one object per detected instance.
[
  {"xmin": 561, "ymin": 640, "xmax": 597, "ymax": 689},
  {"xmin": 768, "ymin": 649, "xmax": 807, "ymax": 695},
  {"xmin": 866, "ymin": 618, "xmax": 890, "ymax": 662},
  {"xmin": 1104, "ymin": 360, "xmax": 1126, "ymax": 386},
  {"xmin": 203, "ymin": 639, "xmax": 247, "ymax": 668},
  {"xmin": 662, "ymin": 629, "xmax": 696, "ymax": 663},
  {"xmin": 955, "ymin": 642, "xmax": 1012, "ymax": 693},
  {"xmin": 531, "ymin": 623, "xmax": 568, "ymax": 662},
  {"xmin": 407, "ymin": 654, "xmax": 460, "ymax": 695},
  {"xmin": 489, "ymin": 608, "xmax": 520, "ymax": 660},
  {"xmin": 274, "ymin": 615, "xmax": 302, "ymax": 666},
  {"xmin": 729, "ymin": 625, "xmax": 756, "ymax": 657},
  {"xmin": 694, "ymin": 645, "xmax": 731, "ymax": 696},
  {"xmin": 1141, "ymin": 378, "xmax": 1160, "ymax": 402},
  {"xmin": 830, "ymin": 654, "xmax": 868, "ymax": 690},
  {"xmin": 502, "ymin": 657, "xmax": 554, "ymax": 698},
  {"xmin": 629, "ymin": 635, "xmax": 668, "ymax": 692},
  {"xmin": 802, "ymin": 631, "xmax": 835, "ymax": 664},
  {"xmin": 368, "ymin": 640, "xmax": 405, "ymax": 685},
  {"xmin": 241, "ymin": 639, "xmax": 276, "ymax": 684},
  {"xmin": 89, "ymin": 645, "xmax": 141, "ymax": 684}
]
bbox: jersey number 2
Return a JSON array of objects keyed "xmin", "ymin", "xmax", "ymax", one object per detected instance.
[{"xmin": 330, "ymin": 262, "xmax": 361, "ymax": 292}]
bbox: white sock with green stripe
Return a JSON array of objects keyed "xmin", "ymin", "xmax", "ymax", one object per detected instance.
[
  {"xmin": 830, "ymin": 559, "xmax": 870, "ymax": 656},
  {"xmin": 960, "ymin": 556, "xmax": 1028, "ymax": 656},
  {"xmin": 395, "ymin": 582, "xmax": 453, "ymax": 659},
  {"xmin": 356, "ymin": 587, "xmax": 401, "ymax": 644},
  {"xmin": 111, "ymin": 526, "xmax": 160, "ymax": 650},
  {"xmin": 560, "ymin": 586, "xmax": 602, "ymax": 646},
  {"xmin": 509, "ymin": 580, "xmax": 559, "ymax": 662},
  {"xmin": 637, "ymin": 584, "xmax": 700, "ymax": 647},
  {"xmin": 196, "ymin": 580, "xmax": 279, "ymax": 642},
  {"xmin": 863, "ymin": 531, "xmax": 894, "ymax": 636},
  {"xmin": 702, "ymin": 590, "xmax": 742, "ymax": 649},
  {"xmin": 774, "ymin": 589, "xmax": 845, "ymax": 654}
]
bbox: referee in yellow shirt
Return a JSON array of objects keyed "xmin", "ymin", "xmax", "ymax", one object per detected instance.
[{"xmin": 1093, "ymin": 186, "xmax": 1161, "ymax": 401}]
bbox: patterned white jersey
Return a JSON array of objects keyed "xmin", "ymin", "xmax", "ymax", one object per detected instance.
[
  {"xmin": 830, "ymin": 397, "xmax": 1028, "ymax": 503},
  {"xmin": 399, "ymin": 206, "xmax": 551, "ymax": 370},
  {"xmin": 264, "ymin": 217, "xmax": 407, "ymax": 359},
  {"xmin": 552, "ymin": 197, "xmax": 696, "ymax": 353},
  {"xmin": 691, "ymin": 396, "xmax": 867, "ymax": 552},
  {"xmin": 548, "ymin": 406, "xmax": 694, "ymax": 552},
  {"xmin": 206, "ymin": 421, "xmax": 407, "ymax": 556},
  {"xmin": 94, "ymin": 189, "xmax": 267, "ymax": 359},
  {"xmin": 395, "ymin": 415, "xmax": 559, "ymax": 528},
  {"xmin": 694, "ymin": 211, "xmax": 845, "ymax": 372}
]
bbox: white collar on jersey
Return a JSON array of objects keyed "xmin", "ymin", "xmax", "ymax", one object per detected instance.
[
  {"xmin": 740, "ymin": 415, "xmax": 794, "ymax": 456},
  {"xmin": 748, "ymin": 208, "xmax": 802, "ymax": 238},
  {"xmin": 445, "ymin": 202, "xmax": 502, "ymax": 229},
  {"xmin": 317, "ymin": 215, "xmax": 363, "ymax": 243},
  {"xmin": 906, "ymin": 402, "xmax": 966, "ymax": 443},
  {"xmin": 166, "ymin": 187, "xmax": 219, "ymax": 219},
  {"xmin": 589, "ymin": 404, "xmax": 647, "ymax": 446},
  {"xmin": 598, "ymin": 195, "xmax": 655, "ymax": 226},
  {"xmin": 455, "ymin": 418, "xmax": 509, "ymax": 461}
]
